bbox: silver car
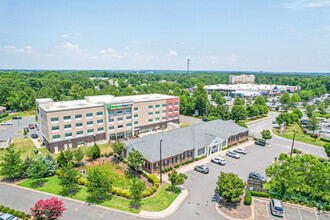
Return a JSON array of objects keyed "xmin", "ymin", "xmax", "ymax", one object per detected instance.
[
  {"xmin": 226, "ymin": 151, "xmax": 240, "ymax": 159},
  {"xmin": 270, "ymin": 198, "xmax": 284, "ymax": 217},
  {"xmin": 0, "ymin": 213, "xmax": 17, "ymax": 220},
  {"xmin": 235, "ymin": 148, "xmax": 247, "ymax": 154}
]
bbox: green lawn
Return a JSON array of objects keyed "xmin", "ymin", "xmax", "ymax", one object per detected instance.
[
  {"xmin": 18, "ymin": 176, "xmax": 180, "ymax": 213},
  {"xmin": 99, "ymin": 143, "xmax": 113, "ymax": 154},
  {"xmin": 0, "ymin": 111, "xmax": 35, "ymax": 123},
  {"xmin": 180, "ymin": 121, "xmax": 193, "ymax": 128},
  {"xmin": 273, "ymin": 123, "xmax": 327, "ymax": 147}
]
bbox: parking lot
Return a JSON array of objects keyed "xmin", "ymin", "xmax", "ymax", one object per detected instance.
[{"xmin": 253, "ymin": 198, "xmax": 329, "ymax": 220}]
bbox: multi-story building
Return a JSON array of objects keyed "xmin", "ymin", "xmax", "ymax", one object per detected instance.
[
  {"xmin": 36, "ymin": 94, "xmax": 180, "ymax": 153},
  {"xmin": 229, "ymin": 75, "xmax": 255, "ymax": 84}
]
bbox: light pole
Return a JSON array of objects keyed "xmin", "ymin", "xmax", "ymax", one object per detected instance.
[
  {"xmin": 160, "ymin": 139, "xmax": 163, "ymax": 183},
  {"xmin": 319, "ymin": 121, "xmax": 324, "ymax": 136},
  {"xmin": 290, "ymin": 130, "xmax": 298, "ymax": 158}
]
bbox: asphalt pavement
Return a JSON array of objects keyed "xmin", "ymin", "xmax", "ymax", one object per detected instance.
[{"xmin": 0, "ymin": 116, "xmax": 37, "ymax": 142}]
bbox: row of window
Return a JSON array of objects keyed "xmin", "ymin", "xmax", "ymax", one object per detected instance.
[
  {"xmin": 52, "ymin": 127, "xmax": 104, "ymax": 140},
  {"xmin": 152, "ymin": 151, "xmax": 192, "ymax": 170},
  {"xmin": 108, "ymin": 108, "xmax": 131, "ymax": 116},
  {"xmin": 51, "ymin": 112, "xmax": 103, "ymax": 122},
  {"xmin": 148, "ymin": 102, "xmax": 178, "ymax": 110},
  {"xmin": 109, "ymin": 121, "xmax": 138, "ymax": 131},
  {"xmin": 51, "ymin": 120, "xmax": 104, "ymax": 131}
]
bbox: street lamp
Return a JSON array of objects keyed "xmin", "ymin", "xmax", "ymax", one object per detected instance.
[
  {"xmin": 160, "ymin": 139, "xmax": 163, "ymax": 183},
  {"xmin": 290, "ymin": 130, "xmax": 298, "ymax": 158},
  {"xmin": 319, "ymin": 121, "xmax": 324, "ymax": 136}
]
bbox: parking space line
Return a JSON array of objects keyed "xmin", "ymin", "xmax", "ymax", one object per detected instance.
[
  {"xmin": 74, "ymin": 204, "xmax": 84, "ymax": 211},
  {"xmin": 265, "ymin": 202, "xmax": 269, "ymax": 217},
  {"xmin": 314, "ymin": 209, "xmax": 320, "ymax": 220},
  {"xmin": 100, "ymin": 210, "xmax": 107, "ymax": 217},
  {"xmin": 297, "ymin": 208, "xmax": 303, "ymax": 220}
]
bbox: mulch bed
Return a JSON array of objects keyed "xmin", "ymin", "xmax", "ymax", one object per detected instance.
[{"xmin": 218, "ymin": 195, "xmax": 252, "ymax": 219}]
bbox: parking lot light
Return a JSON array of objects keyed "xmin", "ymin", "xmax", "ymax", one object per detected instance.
[{"xmin": 290, "ymin": 130, "xmax": 298, "ymax": 158}]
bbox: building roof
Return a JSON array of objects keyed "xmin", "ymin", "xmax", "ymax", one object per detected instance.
[
  {"xmin": 0, "ymin": 106, "xmax": 6, "ymax": 111},
  {"xmin": 204, "ymin": 84, "xmax": 299, "ymax": 92},
  {"xmin": 125, "ymin": 120, "xmax": 248, "ymax": 163}
]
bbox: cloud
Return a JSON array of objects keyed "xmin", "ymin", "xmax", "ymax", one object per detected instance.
[
  {"xmin": 100, "ymin": 48, "xmax": 127, "ymax": 58},
  {"xmin": 3, "ymin": 45, "xmax": 40, "ymax": 56},
  {"xmin": 61, "ymin": 34, "xmax": 69, "ymax": 38},
  {"xmin": 124, "ymin": 46, "xmax": 130, "ymax": 50},
  {"xmin": 226, "ymin": 54, "xmax": 237, "ymax": 62},
  {"xmin": 58, "ymin": 42, "xmax": 82, "ymax": 55},
  {"xmin": 166, "ymin": 50, "xmax": 178, "ymax": 56},
  {"xmin": 134, "ymin": 53, "xmax": 155, "ymax": 61},
  {"xmin": 205, "ymin": 56, "xmax": 218, "ymax": 61},
  {"xmin": 283, "ymin": 0, "xmax": 330, "ymax": 9},
  {"xmin": 74, "ymin": 33, "xmax": 81, "ymax": 36}
]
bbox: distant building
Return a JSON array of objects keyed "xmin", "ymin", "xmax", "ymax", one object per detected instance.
[
  {"xmin": 0, "ymin": 106, "xmax": 6, "ymax": 115},
  {"xmin": 229, "ymin": 75, "xmax": 255, "ymax": 84}
]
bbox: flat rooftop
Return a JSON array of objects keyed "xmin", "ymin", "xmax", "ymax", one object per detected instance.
[{"xmin": 204, "ymin": 84, "xmax": 298, "ymax": 91}]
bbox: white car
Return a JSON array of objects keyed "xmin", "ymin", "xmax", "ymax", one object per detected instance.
[
  {"xmin": 0, "ymin": 213, "xmax": 18, "ymax": 220},
  {"xmin": 235, "ymin": 148, "xmax": 247, "ymax": 154},
  {"xmin": 0, "ymin": 121, "xmax": 12, "ymax": 125},
  {"xmin": 320, "ymin": 129, "xmax": 329, "ymax": 133},
  {"xmin": 211, "ymin": 157, "xmax": 226, "ymax": 165}
]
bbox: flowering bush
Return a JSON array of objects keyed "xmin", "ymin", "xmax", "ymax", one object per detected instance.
[
  {"xmin": 30, "ymin": 197, "xmax": 66, "ymax": 220},
  {"xmin": 313, "ymin": 134, "xmax": 319, "ymax": 138},
  {"xmin": 303, "ymin": 130, "xmax": 307, "ymax": 134}
]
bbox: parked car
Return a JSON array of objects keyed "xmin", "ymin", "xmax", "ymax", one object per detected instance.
[
  {"xmin": 320, "ymin": 129, "xmax": 329, "ymax": 133},
  {"xmin": 29, "ymin": 124, "xmax": 35, "ymax": 129},
  {"xmin": 226, "ymin": 151, "xmax": 240, "ymax": 159},
  {"xmin": 194, "ymin": 165, "xmax": 209, "ymax": 174},
  {"xmin": 1, "ymin": 121, "xmax": 12, "ymax": 125},
  {"xmin": 0, "ymin": 213, "xmax": 18, "ymax": 220},
  {"xmin": 255, "ymin": 139, "xmax": 266, "ymax": 146},
  {"xmin": 248, "ymin": 172, "xmax": 267, "ymax": 182},
  {"xmin": 24, "ymin": 127, "xmax": 29, "ymax": 132},
  {"xmin": 211, "ymin": 157, "xmax": 226, "ymax": 165},
  {"xmin": 31, "ymin": 133, "xmax": 38, "ymax": 139},
  {"xmin": 272, "ymin": 120, "xmax": 277, "ymax": 124},
  {"xmin": 270, "ymin": 198, "xmax": 284, "ymax": 217},
  {"xmin": 235, "ymin": 148, "xmax": 247, "ymax": 154},
  {"xmin": 202, "ymin": 116, "xmax": 208, "ymax": 122},
  {"xmin": 11, "ymin": 116, "xmax": 22, "ymax": 119}
]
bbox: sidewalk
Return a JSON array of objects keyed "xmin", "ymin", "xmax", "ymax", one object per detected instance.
[{"xmin": 29, "ymin": 136, "xmax": 42, "ymax": 148}]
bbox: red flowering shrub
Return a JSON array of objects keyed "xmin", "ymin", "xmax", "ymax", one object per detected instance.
[
  {"xmin": 30, "ymin": 197, "xmax": 66, "ymax": 220},
  {"xmin": 313, "ymin": 134, "xmax": 319, "ymax": 138},
  {"xmin": 303, "ymin": 130, "xmax": 307, "ymax": 134}
]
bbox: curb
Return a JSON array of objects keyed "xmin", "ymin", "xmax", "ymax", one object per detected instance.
[
  {"xmin": 215, "ymin": 202, "xmax": 253, "ymax": 220},
  {"xmin": 246, "ymin": 115, "xmax": 271, "ymax": 125}
]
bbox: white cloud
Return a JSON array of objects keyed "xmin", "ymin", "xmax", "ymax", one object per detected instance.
[
  {"xmin": 166, "ymin": 50, "xmax": 178, "ymax": 56},
  {"xmin": 45, "ymin": 53, "xmax": 55, "ymax": 57},
  {"xmin": 124, "ymin": 46, "xmax": 130, "ymax": 50},
  {"xmin": 134, "ymin": 53, "xmax": 155, "ymax": 61},
  {"xmin": 4, "ymin": 45, "xmax": 40, "ymax": 56},
  {"xmin": 58, "ymin": 42, "xmax": 82, "ymax": 55},
  {"xmin": 74, "ymin": 33, "xmax": 81, "ymax": 36},
  {"xmin": 226, "ymin": 54, "xmax": 237, "ymax": 62},
  {"xmin": 100, "ymin": 48, "xmax": 128, "ymax": 58},
  {"xmin": 283, "ymin": 0, "xmax": 330, "ymax": 9},
  {"xmin": 61, "ymin": 34, "xmax": 69, "ymax": 38}
]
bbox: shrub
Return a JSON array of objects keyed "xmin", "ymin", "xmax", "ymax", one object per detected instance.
[
  {"xmin": 289, "ymin": 199, "xmax": 293, "ymax": 203},
  {"xmin": 320, "ymin": 137, "xmax": 330, "ymax": 142},
  {"xmin": 300, "ymin": 202, "xmax": 305, "ymax": 205},
  {"xmin": 251, "ymin": 191, "xmax": 270, "ymax": 198},
  {"xmin": 142, "ymin": 191, "xmax": 151, "ymax": 198},
  {"xmin": 78, "ymin": 178, "xmax": 87, "ymax": 186},
  {"xmin": 18, "ymin": 211, "xmax": 25, "ymax": 218},
  {"xmin": 307, "ymin": 203, "xmax": 314, "ymax": 208},
  {"xmin": 100, "ymin": 153, "xmax": 104, "ymax": 157},
  {"xmin": 281, "ymin": 198, "xmax": 287, "ymax": 202},
  {"xmin": 122, "ymin": 191, "xmax": 131, "ymax": 199},
  {"xmin": 303, "ymin": 129, "xmax": 307, "ymax": 134},
  {"xmin": 292, "ymin": 148, "xmax": 302, "ymax": 154},
  {"xmin": 109, "ymin": 152, "xmax": 113, "ymax": 156},
  {"xmin": 7, "ymin": 209, "xmax": 15, "ymax": 214},
  {"xmin": 12, "ymin": 211, "xmax": 19, "ymax": 216},
  {"xmin": 154, "ymin": 181, "xmax": 159, "ymax": 188},
  {"xmin": 313, "ymin": 134, "xmax": 319, "ymax": 138},
  {"xmin": 325, "ymin": 205, "xmax": 330, "ymax": 211},
  {"xmin": 195, "ymin": 155, "xmax": 206, "ymax": 161},
  {"xmin": 0, "ymin": 205, "xmax": 4, "ymax": 211},
  {"xmin": 2, "ymin": 207, "xmax": 10, "ymax": 212},
  {"xmin": 24, "ymin": 214, "xmax": 31, "ymax": 219},
  {"xmin": 174, "ymin": 164, "xmax": 180, "ymax": 168},
  {"xmin": 244, "ymin": 190, "xmax": 252, "ymax": 205},
  {"xmin": 294, "ymin": 199, "xmax": 299, "ymax": 204},
  {"xmin": 55, "ymin": 169, "xmax": 61, "ymax": 175}
]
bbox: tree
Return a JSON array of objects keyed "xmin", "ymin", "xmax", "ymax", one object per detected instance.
[
  {"xmin": 86, "ymin": 165, "xmax": 112, "ymax": 200},
  {"xmin": 211, "ymin": 91, "xmax": 218, "ymax": 100},
  {"xmin": 57, "ymin": 151, "xmax": 68, "ymax": 168},
  {"xmin": 58, "ymin": 165, "xmax": 80, "ymax": 194},
  {"xmin": 307, "ymin": 116, "xmax": 320, "ymax": 135},
  {"xmin": 193, "ymin": 83, "xmax": 208, "ymax": 116},
  {"xmin": 325, "ymin": 143, "xmax": 330, "ymax": 158},
  {"xmin": 0, "ymin": 147, "xmax": 23, "ymax": 179},
  {"xmin": 254, "ymin": 96, "xmax": 266, "ymax": 106},
  {"xmin": 279, "ymin": 92, "xmax": 290, "ymax": 105},
  {"xmin": 215, "ymin": 172, "xmax": 246, "ymax": 203},
  {"xmin": 27, "ymin": 160, "xmax": 48, "ymax": 185},
  {"xmin": 21, "ymin": 156, "xmax": 35, "ymax": 178},
  {"xmin": 305, "ymin": 105, "xmax": 316, "ymax": 118},
  {"xmin": 293, "ymin": 109, "xmax": 303, "ymax": 119},
  {"xmin": 168, "ymin": 170, "xmax": 188, "ymax": 190},
  {"xmin": 73, "ymin": 147, "xmax": 85, "ymax": 164},
  {"xmin": 24, "ymin": 129, "xmax": 28, "ymax": 138},
  {"xmin": 127, "ymin": 149, "xmax": 144, "ymax": 173},
  {"xmin": 257, "ymin": 105, "xmax": 269, "ymax": 115},
  {"xmin": 234, "ymin": 97, "xmax": 245, "ymax": 106},
  {"xmin": 30, "ymin": 197, "xmax": 66, "ymax": 220},
  {"xmin": 112, "ymin": 141, "xmax": 125, "ymax": 156},
  {"xmin": 261, "ymin": 129, "xmax": 272, "ymax": 144},
  {"xmin": 246, "ymin": 105, "xmax": 259, "ymax": 118},
  {"xmin": 38, "ymin": 154, "xmax": 56, "ymax": 177},
  {"xmin": 64, "ymin": 149, "xmax": 74, "ymax": 164},
  {"xmin": 215, "ymin": 93, "xmax": 226, "ymax": 105},
  {"xmin": 231, "ymin": 105, "xmax": 247, "ymax": 122},
  {"xmin": 87, "ymin": 143, "xmax": 101, "ymax": 159},
  {"xmin": 220, "ymin": 91, "xmax": 226, "ymax": 97},
  {"xmin": 290, "ymin": 93, "xmax": 301, "ymax": 105},
  {"xmin": 129, "ymin": 178, "xmax": 146, "ymax": 208},
  {"xmin": 216, "ymin": 105, "xmax": 231, "ymax": 120},
  {"xmin": 69, "ymin": 84, "xmax": 84, "ymax": 100},
  {"xmin": 276, "ymin": 113, "xmax": 292, "ymax": 125}
]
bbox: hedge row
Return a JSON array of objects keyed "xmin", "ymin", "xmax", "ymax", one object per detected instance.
[
  {"xmin": 297, "ymin": 121, "xmax": 304, "ymax": 131},
  {"xmin": 244, "ymin": 191, "xmax": 252, "ymax": 205},
  {"xmin": 239, "ymin": 138, "xmax": 249, "ymax": 144},
  {"xmin": 161, "ymin": 156, "xmax": 206, "ymax": 173},
  {"xmin": 161, "ymin": 167, "xmax": 173, "ymax": 173},
  {"xmin": 251, "ymin": 191, "xmax": 270, "ymax": 198},
  {"xmin": 104, "ymin": 152, "xmax": 114, "ymax": 157},
  {"xmin": 0, "ymin": 205, "xmax": 31, "ymax": 219},
  {"xmin": 320, "ymin": 137, "xmax": 330, "ymax": 142},
  {"xmin": 0, "ymin": 112, "xmax": 9, "ymax": 117}
]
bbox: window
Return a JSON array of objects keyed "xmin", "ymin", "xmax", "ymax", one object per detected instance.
[
  {"xmin": 53, "ymin": 135, "xmax": 60, "ymax": 140},
  {"xmin": 148, "ymin": 105, "xmax": 153, "ymax": 110},
  {"xmin": 148, "ymin": 119, "xmax": 153, "ymax": 123},
  {"xmin": 109, "ymin": 126, "xmax": 114, "ymax": 131},
  {"xmin": 97, "ymin": 112, "xmax": 103, "ymax": 117},
  {"xmin": 162, "ymin": 104, "xmax": 166, "ymax": 108},
  {"xmin": 86, "ymin": 113, "xmax": 93, "ymax": 118},
  {"xmin": 134, "ymin": 114, "xmax": 138, "ymax": 119},
  {"xmin": 117, "ymin": 117, "xmax": 123, "ymax": 122},
  {"xmin": 197, "ymin": 147, "xmax": 205, "ymax": 156},
  {"xmin": 108, "ymin": 111, "xmax": 114, "ymax": 116},
  {"xmin": 162, "ymin": 116, "xmax": 166, "ymax": 120},
  {"xmin": 169, "ymin": 115, "xmax": 173, "ymax": 119},
  {"xmin": 134, "ymin": 121, "xmax": 138, "ymax": 125},
  {"xmin": 76, "ymin": 122, "xmax": 83, "ymax": 128},
  {"xmin": 155, "ymin": 111, "xmax": 160, "ymax": 115},
  {"xmin": 97, "ymin": 127, "xmax": 104, "ymax": 132},
  {"xmin": 168, "ymin": 103, "xmax": 173, "ymax": 108},
  {"xmin": 52, "ymin": 126, "xmax": 59, "ymax": 131},
  {"xmin": 109, "ymin": 118, "xmax": 114, "ymax": 123},
  {"xmin": 65, "ymin": 132, "xmax": 72, "ymax": 138},
  {"xmin": 75, "ymin": 114, "xmax": 82, "ymax": 119},
  {"xmin": 126, "ymin": 109, "xmax": 131, "ymax": 114},
  {"xmin": 118, "ymin": 125, "xmax": 123, "ymax": 129},
  {"xmin": 64, "ymin": 124, "xmax": 71, "ymax": 130},
  {"xmin": 87, "ymin": 129, "xmax": 94, "ymax": 134},
  {"xmin": 155, "ymin": 104, "xmax": 160, "ymax": 109},
  {"xmin": 76, "ymin": 131, "xmax": 83, "ymax": 136},
  {"xmin": 154, "ymin": 163, "xmax": 159, "ymax": 170},
  {"xmin": 172, "ymin": 157, "xmax": 178, "ymax": 164},
  {"xmin": 175, "ymin": 114, "xmax": 179, "ymax": 119},
  {"xmin": 175, "ymin": 102, "xmax": 179, "ymax": 106},
  {"xmin": 175, "ymin": 108, "xmax": 178, "ymax": 112},
  {"xmin": 126, "ymin": 116, "xmax": 131, "ymax": 120},
  {"xmin": 63, "ymin": 116, "xmax": 71, "ymax": 121},
  {"xmin": 148, "ymin": 112, "xmax": 153, "ymax": 116},
  {"xmin": 156, "ymin": 117, "xmax": 160, "ymax": 121},
  {"xmin": 127, "ymin": 123, "xmax": 132, "ymax": 127},
  {"xmin": 97, "ymin": 119, "xmax": 103, "ymax": 125},
  {"xmin": 87, "ymin": 121, "xmax": 93, "ymax": 127},
  {"xmin": 162, "ymin": 110, "xmax": 166, "ymax": 114},
  {"xmin": 51, "ymin": 117, "xmax": 58, "ymax": 122},
  {"xmin": 117, "ymin": 110, "xmax": 123, "ymax": 115},
  {"xmin": 134, "ymin": 107, "xmax": 138, "ymax": 112},
  {"xmin": 169, "ymin": 109, "xmax": 173, "ymax": 113},
  {"xmin": 77, "ymin": 141, "xmax": 84, "ymax": 147}
]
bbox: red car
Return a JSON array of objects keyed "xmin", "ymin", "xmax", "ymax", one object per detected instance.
[{"xmin": 29, "ymin": 124, "xmax": 35, "ymax": 129}]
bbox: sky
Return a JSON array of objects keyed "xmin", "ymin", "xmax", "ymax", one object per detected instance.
[{"xmin": 0, "ymin": 0, "xmax": 330, "ymax": 72}]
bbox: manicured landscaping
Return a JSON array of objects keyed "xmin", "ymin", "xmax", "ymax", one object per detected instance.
[
  {"xmin": 0, "ymin": 111, "xmax": 35, "ymax": 123},
  {"xmin": 18, "ymin": 176, "xmax": 180, "ymax": 213},
  {"xmin": 241, "ymin": 115, "xmax": 268, "ymax": 123},
  {"xmin": 180, "ymin": 121, "xmax": 193, "ymax": 128},
  {"xmin": 273, "ymin": 123, "xmax": 327, "ymax": 147}
]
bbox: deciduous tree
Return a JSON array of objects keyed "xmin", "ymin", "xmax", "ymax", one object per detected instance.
[
  {"xmin": 168, "ymin": 170, "xmax": 188, "ymax": 190},
  {"xmin": 231, "ymin": 105, "xmax": 247, "ymax": 122},
  {"xmin": 112, "ymin": 141, "xmax": 125, "ymax": 156},
  {"xmin": 58, "ymin": 165, "xmax": 80, "ymax": 194},
  {"xmin": 261, "ymin": 129, "xmax": 272, "ymax": 144},
  {"xmin": 127, "ymin": 149, "xmax": 144, "ymax": 173},
  {"xmin": 86, "ymin": 165, "xmax": 112, "ymax": 200},
  {"xmin": 215, "ymin": 172, "xmax": 246, "ymax": 203},
  {"xmin": 129, "ymin": 178, "xmax": 146, "ymax": 208}
]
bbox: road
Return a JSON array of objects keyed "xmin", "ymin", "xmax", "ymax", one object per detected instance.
[
  {"xmin": 0, "ymin": 116, "xmax": 38, "ymax": 142},
  {"xmin": 0, "ymin": 112, "xmax": 328, "ymax": 220}
]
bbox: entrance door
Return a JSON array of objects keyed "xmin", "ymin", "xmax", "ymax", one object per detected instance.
[
  {"xmin": 69, "ymin": 142, "xmax": 72, "ymax": 149},
  {"xmin": 54, "ymin": 145, "xmax": 58, "ymax": 154},
  {"xmin": 64, "ymin": 144, "xmax": 68, "ymax": 151}
]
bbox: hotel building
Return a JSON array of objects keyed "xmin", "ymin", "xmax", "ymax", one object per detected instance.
[{"xmin": 36, "ymin": 94, "xmax": 180, "ymax": 153}]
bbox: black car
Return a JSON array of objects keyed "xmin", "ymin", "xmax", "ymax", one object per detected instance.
[
  {"xmin": 31, "ymin": 133, "xmax": 38, "ymax": 139},
  {"xmin": 255, "ymin": 139, "xmax": 266, "ymax": 146},
  {"xmin": 249, "ymin": 172, "xmax": 267, "ymax": 182},
  {"xmin": 194, "ymin": 165, "xmax": 209, "ymax": 174},
  {"xmin": 202, "ymin": 116, "xmax": 208, "ymax": 122},
  {"xmin": 12, "ymin": 116, "xmax": 22, "ymax": 119}
]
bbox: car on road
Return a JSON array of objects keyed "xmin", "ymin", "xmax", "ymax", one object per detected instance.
[
  {"xmin": 11, "ymin": 116, "xmax": 22, "ymax": 119},
  {"xmin": 226, "ymin": 151, "xmax": 240, "ymax": 159},
  {"xmin": 31, "ymin": 133, "xmax": 38, "ymax": 139},
  {"xmin": 270, "ymin": 198, "xmax": 284, "ymax": 217},
  {"xmin": 0, "ymin": 213, "xmax": 18, "ymax": 220},
  {"xmin": 248, "ymin": 172, "xmax": 267, "ymax": 182},
  {"xmin": 24, "ymin": 127, "xmax": 29, "ymax": 132},
  {"xmin": 255, "ymin": 139, "xmax": 266, "ymax": 146},
  {"xmin": 235, "ymin": 148, "xmax": 247, "ymax": 154},
  {"xmin": 1, "ymin": 121, "xmax": 12, "ymax": 125},
  {"xmin": 194, "ymin": 165, "xmax": 209, "ymax": 174},
  {"xmin": 211, "ymin": 157, "xmax": 226, "ymax": 165},
  {"xmin": 320, "ymin": 129, "xmax": 329, "ymax": 133},
  {"xmin": 272, "ymin": 120, "xmax": 277, "ymax": 124},
  {"xmin": 29, "ymin": 124, "xmax": 35, "ymax": 129}
]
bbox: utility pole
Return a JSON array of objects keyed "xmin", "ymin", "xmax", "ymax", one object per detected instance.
[{"xmin": 186, "ymin": 59, "xmax": 190, "ymax": 79}]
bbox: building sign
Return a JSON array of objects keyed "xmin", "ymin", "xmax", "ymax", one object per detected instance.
[
  {"xmin": 36, "ymin": 103, "xmax": 39, "ymax": 115},
  {"xmin": 107, "ymin": 104, "xmax": 133, "ymax": 110},
  {"xmin": 273, "ymin": 86, "xmax": 278, "ymax": 93}
]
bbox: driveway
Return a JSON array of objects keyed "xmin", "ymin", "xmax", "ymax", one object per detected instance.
[{"xmin": 180, "ymin": 115, "xmax": 203, "ymax": 125}]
